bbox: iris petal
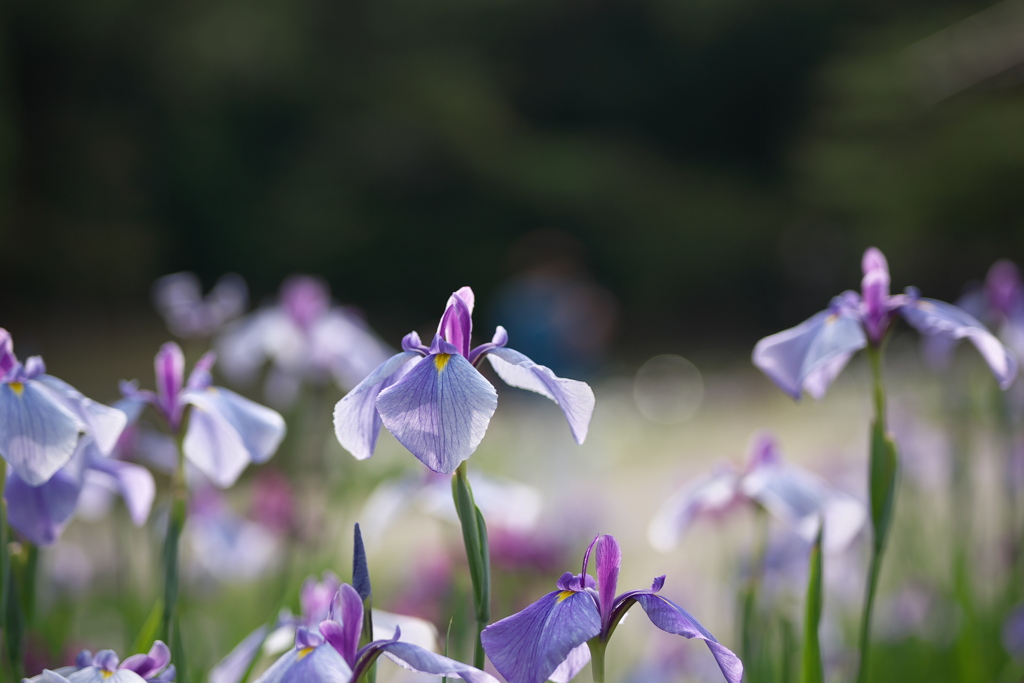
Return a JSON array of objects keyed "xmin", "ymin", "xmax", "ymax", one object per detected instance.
[
  {"xmin": 181, "ymin": 397, "xmax": 253, "ymax": 488},
  {"xmin": 34, "ymin": 376, "xmax": 127, "ymax": 455},
  {"xmin": 900, "ymin": 294, "xmax": 1018, "ymax": 389},
  {"xmin": 5, "ymin": 440, "xmax": 88, "ymax": 545},
  {"xmin": 373, "ymin": 639, "xmax": 498, "ymax": 683},
  {"xmin": 0, "ymin": 380, "xmax": 83, "ymax": 486},
  {"xmin": 376, "ymin": 353, "xmax": 497, "ymax": 474},
  {"xmin": 251, "ymin": 644, "xmax": 352, "ymax": 683},
  {"xmin": 185, "ymin": 387, "xmax": 286, "ymax": 465},
  {"xmin": 485, "ymin": 347, "xmax": 595, "ymax": 444},
  {"xmin": 481, "ymin": 590, "xmax": 601, "ymax": 683},
  {"xmin": 333, "ymin": 351, "xmax": 421, "ymax": 461},
  {"xmin": 752, "ymin": 302, "xmax": 867, "ymax": 400}
]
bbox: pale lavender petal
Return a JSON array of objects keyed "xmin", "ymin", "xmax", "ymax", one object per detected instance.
[
  {"xmin": 311, "ymin": 310, "xmax": 393, "ymax": 390},
  {"xmin": 251, "ymin": 644, "xmax": 352, "ymax": 683},
  {"xmin": 209, "ymin": 626, "xmax": 268, "ymax": 683},
  {"xmin": 0, "ymin": 380, "xmax": 83, "ymax": 486},
  {"xmin": 185, "ymin": 351, "xmax": 217, "ymax": 391},
  {"xmin": 184, "ymin": 387, "xmax": 285, "ymax": 465},
  {"xmin": 120, "ymin": 641, "xmax": 170, "ymax": 678},
  {"xmin": 333, "ymin": 351, "xmax": 421, "ymax": 460},
  {"xmin": 301, "ymin": 572, "xmax": 341, "ymax": 625},
  {"xmin": 752, "ymin": 302, "xmax": 867, "ymax": 400},
  {"xmin": 437, "ymin": 288, "xmax": 475, "ymax": 358},
  {"xmin": 376, "ymin": 350, "xmax": 497, "ymax": 474},
  {"xmin": 215, "ymin": 310, "xmax": 286, "ymax": 386},
  {"xmin": 374, "ymin": 639, "xmax": 499, "ymax": 683},
  {"xmin": 743, "ymin": 432, "xmax": 780, "ymax": 472},
  {"xmin": 33, "ymin": 376, "xmax": 127, "ymax": 455},
  {"xmin": 5, "ymin": 440, "xmax": 88, "ymax": 545},
  {"xmin": 66, "ymin": 668, "xmax": 148, "ymax": 683},
  {"xmin": 280, "ymin": 276, "xmax": 330, "ymax": 331},
  {"xmin": 180, "ymin": 398, "xmax": 253, "ymax": 488},
  {"xmin": 85, "ymin": 455, "xmax": 155, "ymax": 526},
  {"xmin": 37, "ymin": 671, "xmax": 73, "ymax": 683},
  {"xmin": 548, "ymin": 642, "xmax": 591, "ymax": 683},
  {"xmin": 630, "ymin": 593, "xmax": 743, "ymax": 683},
  {"xmin": 485, "ymin": 346, "xmax": 595, "ymax": 444},
  {"xmin": 594, "ymin": 535, "xmax": 620, "ymax": 626},
  {"xmin": 900, "ymin": 292, "xmax": 1018, "ymax": 389},
  {"xmin": 647, "ymin": 469, "xmax": 742, "ymax": 552},
  {"xmin": 481, "ymin": 590, "xmax": 601, "ymax": 683}
]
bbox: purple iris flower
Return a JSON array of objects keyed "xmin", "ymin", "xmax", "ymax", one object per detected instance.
[
  {"xmin": 253, "ymin": 583, "xmax": 497, "ymax": 683},
  {"xmin": 120, "ymin": 342, "xmax": 286, "ymax": 487},
  {"xmin": 216, "ymin": 275, "xmax": 392, "ymax": 407},
  {"xmin": 333, "ymin": 286, "xmax": 596, "ymax": 474},
  {"xmin": 480, "ymin": 534, "xmax": 743, "ymax": 683},
  {"xmin": 753, "ymin": 247, "xmax": 1018, "ymax": 399},
  {"xmin": 5, "ymin": 434, "xmax": 154, "ymax": 546},
  {"xmin": 33, "ymin": 641, "xmax": 174, "ymax": 683},
  {"xmin": 153, "ymin": 272, "xmax": 248, "ymax": 339},
  {"xmin": 647, "ymin": 432, "xmax": 866, "ymax": 555},
  {"xmin": 0, "ymin": 328, "xmax": 127, "ymax": 487}
]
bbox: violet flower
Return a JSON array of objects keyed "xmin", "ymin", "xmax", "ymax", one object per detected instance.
[
  {"xmin": 753, "ymin": 247, "xmax": 1017, "ymax": 399},
  {"xmin": 216, "ymin": 275, "xmax": 392, "ymax": 407},
  {"xmin": 481, "ymin": 534, "xmax": 743, "ymax": 683},
  {"xmin": 648, "ymin": 432, "xmax": 866, "ymax": 554},
  {"xmin": 0, "ymin": 328, "xmax": 126, "ymax": 486},
  {"xmin": 153, "ymin": 272, "xmax": 248, "ymax": 339},
  {"xmin": 120, "ymin": 342, "xmax": 285, "ymax": 487},
  {"xmin": 32, "ymin": 641, "xmax": 174, "ymax": 683},
  {"xmin": 253, "ymin": 583, "xmax": 497, "ymax": 683},
  {"xmin": 333, "ymin": 286, "xmax": 595, "ymax": 474},
  {"xmin": 5, "ymin": 435, "xmax": 155, "ymax": 546}
]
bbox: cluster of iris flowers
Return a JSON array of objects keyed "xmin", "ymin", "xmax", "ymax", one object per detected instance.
[{"xmin": 1, "ymin": 249, "xmax": 1022, "ymax": 683}]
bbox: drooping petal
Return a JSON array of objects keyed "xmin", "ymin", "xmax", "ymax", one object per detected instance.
[
  {"xmin": 628, "ymin": 593, "xmax": 743, "ymax": 683},
  {"xmin": 594, "ymin": 535, "xmax": 621, "ymax": 627},
  {"xmin": 119, "ymin": 641, "xmax": 171, "ymax": 679},
  {"xmin": 485, "ymin": 346, "xmax": 595, "ymax": 444},
  {"xmin": 371, "ymin": 638, "xmax": 499, "ymax": 683},
  {"xmin": 33, "ymin": 376, "xmax": 127, "ymax": 455},
  {"xmin": 180, "ymin": 396, "xmax": 253, "ymax": 488},
  {"xmin": 437, "ymin": 288, "xmax": 475, "ymax": 358},
  {"xmin": 647, "ymin": 469, "xmax": 742, "ymax": 552},
  {"xmin": 900, "ymin": 292, "xmax": 1018, "ymax": 389},
  {"xmin": 333, "ymin": 351, "xmax": 421, "ymax": 461},
  {"xmin": 311, "ymin": 309, "xmax": 393, "ymax": 390},
  {"xmin": 85, "ymin": 453, "xmax": 156, "ymax": 527},
  {"xmin": 376, "ymin": 346, "xmax": 498, "ymax": 474},
  {"xmin": 741, "ymin": 463, "xmax": 866, "ymax": 553},
  {"xmin": 752, "ymin": 300, "xmax": 867, "ymax": 400},
  {"xmin": 0, "ymin": 380, "xmax": 84, "ymax": 486},
  {"xmin": 5, "ymin": 440, "xmax": 89, "ymax": 545},
  {"xmin": 66, "ymin": 668, "xmax": 148, "ymax": 683},
  {"xmin": 481, "ymin": 590, "xmax": 601, "ymax": 683},
  {"xmin": 548, "ymin": 642, "xmax": 592, "ymax": 683},
  {"xmin": 209, "ymin": 626, "xmax": 269, "ymax": 683},
  {"xmin": 251, "ymin": 643, "xmax": 353, "ymax": 683},
  {"xmin": 184, "ymin": 387, "xmax": 285, "ymax": 465}
]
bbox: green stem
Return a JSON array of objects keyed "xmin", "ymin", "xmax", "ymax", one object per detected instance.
[
  {"xmin": 452, "ymin": 462, "xmax": 490, "ymax": 670},
  {"xmin": 161, "ymin": 437, "xmax": 189, "ymax": 666},
  {"xmin": 739, "ymin": 508, "xmax": 770, "ymax": 671},
  {"xmin": 588, "ymin": 638, "xmax": 606, "ymax": 683},
  {"xmin": 856, "ymin": 549, "xmax": 883, "ymax": 683},
  {"xmin": 867, "ymin": 345, "xmax": 886, "ymax": 431}
]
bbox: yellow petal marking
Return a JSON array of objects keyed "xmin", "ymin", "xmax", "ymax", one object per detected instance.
[
  {"xmin": 556, "ymin": 590, "xmax": 576, "ymax": 603},
  {"xmin": 8, "ymin": 382, "xmax": 23, "ymax": 396},
  {"xmin": 101, "ymin": 672, "xmax": 114, "ymax": 679},
  {"xmin": 435, "ymin": 353, "xmax": 452, "ymax": 372},
  {"xmin": 297, "ymin": 647, "xmax": 315, "ymax": 660}
]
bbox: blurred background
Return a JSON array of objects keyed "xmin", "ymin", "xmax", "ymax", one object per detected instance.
[{"xmin": 2, "ymin": 0, "xmax": 1023, "ymax": 357}]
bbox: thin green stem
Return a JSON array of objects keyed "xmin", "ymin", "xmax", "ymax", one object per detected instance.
[
  {"xmin": 161, "ymin": 436, "xmax": 189, "ymax": 656},
  {"xmin": 453, "ymin": 462, "xmax": 490, "ymax": 670},
  {"xmin": 856, "ymin": 549, "xmax": 883, "ymax": 683},
  {"xmin": 867, "ymin": 345, "xmax": 886, "ymax": 431},
  {"xmin": 740, "ymin": 508, "xmax": 770, "ymax": 671}
]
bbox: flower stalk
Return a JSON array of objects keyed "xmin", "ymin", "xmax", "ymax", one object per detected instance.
[
  {"xmin": 452, "ymin": 461, "xmax": 491, "ymax": 669},
  {"xmin": 161, "ymin": 433, "xmax": 189, "ymax": 677}
]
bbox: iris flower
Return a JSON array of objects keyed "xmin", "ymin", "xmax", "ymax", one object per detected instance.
[
  {"xmin": 120, "ymin": 342, "xmax": 286, "ymax": 487},
  {"xmin": 753, "ymin": 247, "xmax": 1017, "ymax": 399},
  {"xmin": 216, "ymin": 275, "xmax": 392, "ymax": 407},
  {"xmin": 334, "ymin": 286, "xmax": 595, "ymax": 474},
  {"xmin": 33, "ymin": 641, "xmax": 174, "ymax": 683},
  {"xmin": 253, "ymin": 583, "xmax": 497, "ymax": 683},
  {"xmin": 5, "ymin": 434, "xmax": 154, "ymax": 546},
  {"xmin": 153, "ymin": 271, "xmax": 248, "ymax": 339},
  {"xmin": 648, "ymin": 432, "xmax": 865, "ymax": 554},
  {"xmin": 0, "ymin": 328, "xmax": 126, "ymax": 487},
  {"xmin": 480, "ymin": 534, "xmax": 743, "ymax": 683}
]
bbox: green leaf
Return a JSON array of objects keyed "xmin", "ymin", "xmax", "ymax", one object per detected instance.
[
  {"xmin": 131, "ymin": 599, "xmax": 165, "ymax": 656},
  {"xmin": 800, "ymin": 523, "xmax": 824, "ymax": 683},
  {"xmin": 869, "ymin": 419, "xmax": 899, "ymax": 554}
]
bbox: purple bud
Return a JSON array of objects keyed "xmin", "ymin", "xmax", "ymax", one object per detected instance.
[
  {"xmin": 986, "ymin": 260, "xmax": 1023, "ymax": 320},
  {"xmin": 861, "ymin": 247, "xmax": 892, "ymax": 344}
]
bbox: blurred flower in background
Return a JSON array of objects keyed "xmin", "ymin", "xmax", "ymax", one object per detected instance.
[{"xmin": 153, "ymin": 272, "xmax": 249, "ymax": 340}]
